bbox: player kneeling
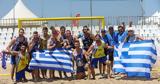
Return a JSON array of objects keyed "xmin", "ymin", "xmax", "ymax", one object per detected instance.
[{"xmin": 73, "ymin": 40, "xmax": 88, "ymax": 79}]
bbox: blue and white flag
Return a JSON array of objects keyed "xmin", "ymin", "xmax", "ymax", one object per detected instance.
[
  {"xmin": 1, "ymin": 52, "xmax": 6, "ymax": 69},
  {"xmin": 29, "ymin": 48, "xmax": 74, "ymax": 72},
  {"xmin": 113, "ymin": 40, "xmax": 157, "ymax": 78}
]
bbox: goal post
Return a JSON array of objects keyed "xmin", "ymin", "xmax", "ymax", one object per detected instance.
[{"xmin": 18, "ymin": 16, "xmax": 105, "ymax": 29}]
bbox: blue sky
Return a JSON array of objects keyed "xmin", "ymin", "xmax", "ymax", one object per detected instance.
[
  {"xmin": 24, "ymin": 0, "xmax": 142, "ymax": 17},
  {"xmin": 0, "ymin": 0, "xmax": 159, "ymax": 18},
  {"xmin": 0, "ymin": 0, "xmax": 142, "ymax": 18}
]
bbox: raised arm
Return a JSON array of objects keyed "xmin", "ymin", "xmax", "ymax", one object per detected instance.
[
  {"xmin": 28, "ymin": 38, "xmax": 35, "ymax": 52},
  {"xmin": 3, "ymin": 50, "xmax": 18, "ymax": 56}
]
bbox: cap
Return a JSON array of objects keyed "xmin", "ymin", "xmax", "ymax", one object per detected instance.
[
  {"xmin": 101, "ymin": 29, "xmax": 106, "ymax": 33},
  {"xmin": 127, "ymin": 27, "xmax": 134, "ymax": 31}
]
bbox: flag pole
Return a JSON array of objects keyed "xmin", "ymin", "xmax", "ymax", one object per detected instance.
[{"xmin": 90, "ymin": 0, "xmax": 93, "ymax": 33}]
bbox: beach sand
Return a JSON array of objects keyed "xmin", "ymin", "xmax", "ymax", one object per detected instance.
[{"xmin": 0, "ymin": 60, "xmax": 160, "ymax": 84}]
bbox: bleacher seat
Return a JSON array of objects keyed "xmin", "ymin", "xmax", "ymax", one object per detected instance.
[
  {"xmin": 72, "ymin": 27, "xmax": 78, "ymax": 33},
  {"xmin": 113, "ymin": 25, "xmax": 118, "ymax": 31},
  {"xmin": 2, "ymin": 28, "xmax": 8, "ymax": 32},
  {"xmin": 8, "ymin": 28, "xmax": 13, "ymax": 33},
  {"xmin": 66, "ymin": 26, "xmax": 71, "ymax": 30},
  {"xmin": 25, "ymin": 27, "xmax": 31, "ymax": 33},
  {"xmin": 14, "ymin": 28, "xmax": 19, "ymax": 34},
  {"xmin": 0, "ymin": 28, "xmax": 2, "ymax": 33},
  {"xmin": 31, "ymin": 27, "xmax": 37, "ymax": 32}
]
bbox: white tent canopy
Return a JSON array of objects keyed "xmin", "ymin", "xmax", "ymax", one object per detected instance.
[
  {"xmin": 152, "ymin": 11, "xmax": 160, "ymax": 18},
  {"xmin": 0, "ymin": 0, "xmax": 38, "ymax": 27},
  {"xmin": 2, "ymin": 0, "xmax": 37, "ymax": 19}
]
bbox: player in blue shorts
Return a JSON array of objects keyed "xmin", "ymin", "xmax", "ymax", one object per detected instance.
[{"xmin": 6, "ymin": 28, "xmax": 28, "ymax": 81}]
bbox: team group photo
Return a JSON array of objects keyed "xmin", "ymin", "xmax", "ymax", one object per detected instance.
[{"xmin": 0, "ymin": 0, "xmax": 160, "ymax": 84}]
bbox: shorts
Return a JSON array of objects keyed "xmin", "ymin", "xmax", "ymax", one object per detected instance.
[
  {"xmin": 16, "ymin": 69, "xmax": 26, "ymax": 81},
  {"xmin": 91, "ymin": 56, "xmax": 107, "ymax": 68},
  {"xmin": 16, "ymin": 66, "xmax": 32, "ymax": 81},
  {"xmin": 77, "ymin": 66, "xmax": 85, "ymax": 73},
  {"xmin": 10, "ymin": 55, "xmax": 16, "ymax": 65},
  {"xmin": 108, "ymin": 52, "xmax": 114, "ymax": 61}
]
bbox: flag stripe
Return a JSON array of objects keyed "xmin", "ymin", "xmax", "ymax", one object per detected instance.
[
  {"xmin": 127, "ymin": 72, "xmax": 150, "ymax": 78},
  {"xmin": 29, "ymin": 63, "xmax": 72, "ymax": 70},
  {"xmin": 2, "ymin": 52, "xmax": 6, "ymax": 69},
  {"xmin": 125, "ymin": 67, "xmax": 150, "ymax": 73},
  {"xmin": 114, "ymin": 62, "xmax": 151, "ymax": 68},
  {"xmin": 29, "ymin": 49, "xmax": 74, "ymax": 72},
  {"xmin": 29, "ymin": 66, "xmax": 73, "ymax": 72},
  {"xmin": 31, "ymin": 57, "xmax": 72, "ymax": 64},
  {"xmin": 33, "ymin": 53, "xmax": 72, "ymax": 59},
  {"xmin": 130, "ymin": 43, "xmax": 156, "ymax": 50},
  {"xmin": 113, "ymin": 40, "xmax": 157, "ymax": 78},
  {"xmin": 121, "ymin": 59, "xmax": 152, "ymax": 64},
  {"xmin": 30, "ymin": 60, "xmax": 72, "ymax": 66},
  {"xmin": 38, "ymin": 55, "xmax": 72, "ymax": 61},
  {"xmin": 119, "ymin": 55, "xmax": 156, "ymax": 64},
  {"xmin": 129, "ymin": 47, "xmax": 157, "ymax": 55}
]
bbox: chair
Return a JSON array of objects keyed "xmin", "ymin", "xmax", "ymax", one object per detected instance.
[
  {"xmin": 8, "ymin": 28, "xmax": 14, "ymax": 33},
  {"xmin": 31, "ymin": 28, "xmax": 37, "ymax": 32},
  {"xmin": 66, "ymin": 26, "xmax": 71, "ymax": 30},
  {"xmin": 0, "ymin": 28, "xmax": 2, "ymax": 33},
  {"xmin": 25, "ymin": 27, "xmax": 31, "ymax": 33},
  {"xmin": 2, "ymin": 28, "xmax": 8, "ymax": 32}
]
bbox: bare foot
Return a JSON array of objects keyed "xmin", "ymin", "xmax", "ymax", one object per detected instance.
[{"xmin": 108, "ymin": 75, "xmax": 111, "ymax": 79}]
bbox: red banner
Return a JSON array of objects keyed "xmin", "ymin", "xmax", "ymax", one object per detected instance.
[{"xmin": 72, "ymin": 13, "xmax": 80, "ymax": 27}]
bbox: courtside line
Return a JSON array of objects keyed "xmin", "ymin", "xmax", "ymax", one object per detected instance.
[
  {"xmin": 0, "ymin": 73, "xmax": 30, "ymax": 76},
  {"xmin": 0, "ymin": 74, "xmax": 10, "ymax": 76}
]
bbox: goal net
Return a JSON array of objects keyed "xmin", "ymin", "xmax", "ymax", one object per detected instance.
[{"xmin": 18, "ymin": 16, "xmax": 105, "ymax": 36}]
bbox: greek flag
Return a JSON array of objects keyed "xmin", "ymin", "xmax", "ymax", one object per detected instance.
[
  {"xmin": 113, "ymin": 40, "xmax": 157, "ymax": 78},
  {"xmin": 1, "ymin": 52, "xmax": 6, "ymax": 69},
  {"xmin": 29, "ymin": 48, "xmax": 73, "ymax": 72}
]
